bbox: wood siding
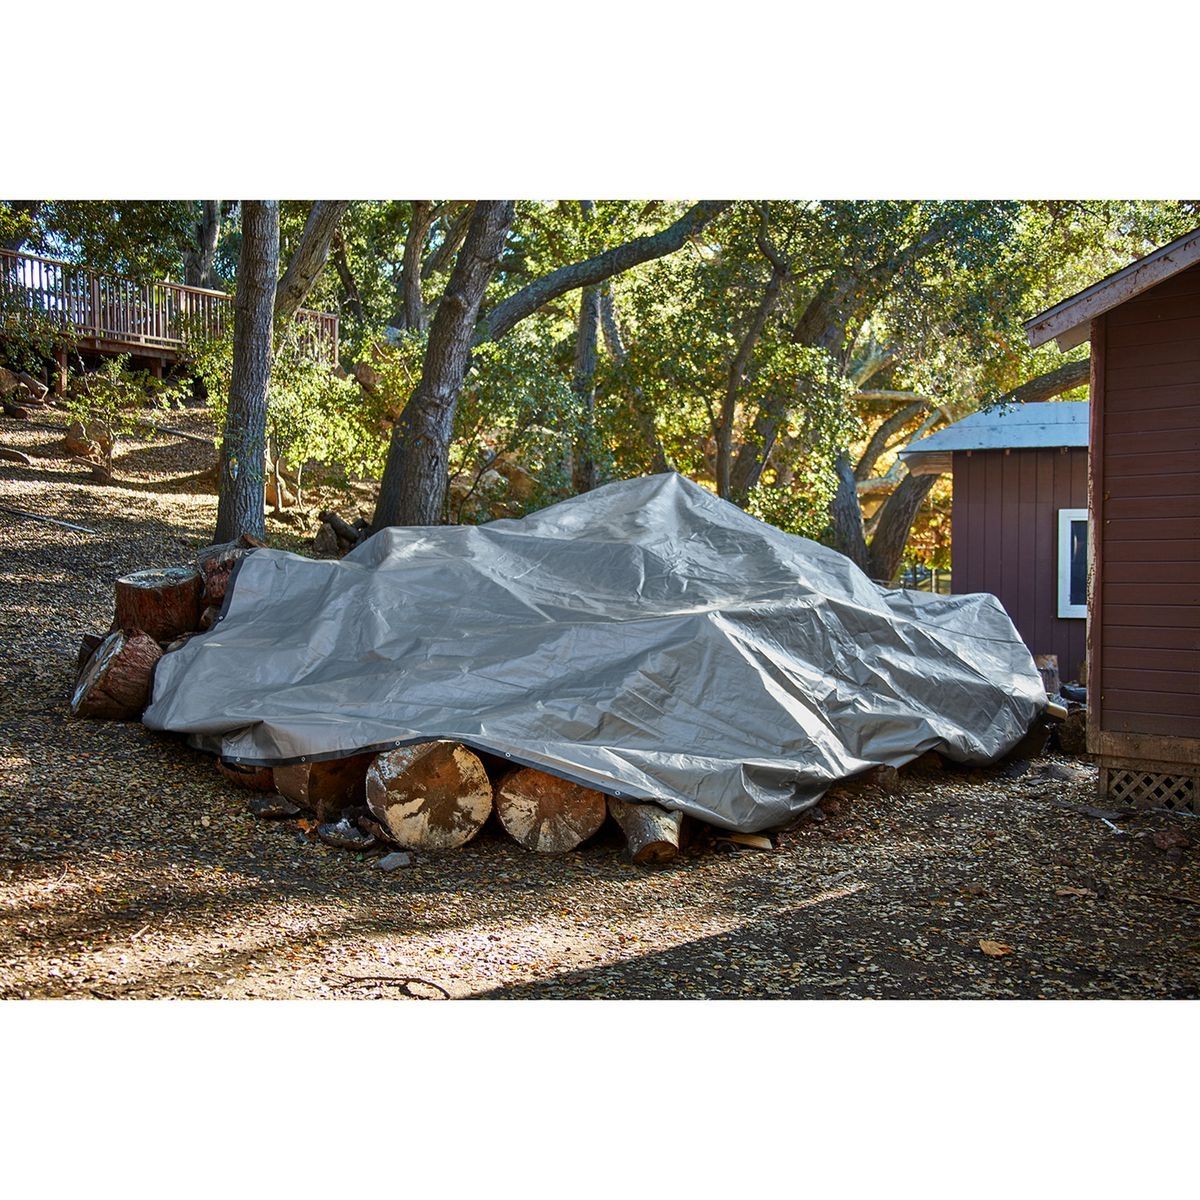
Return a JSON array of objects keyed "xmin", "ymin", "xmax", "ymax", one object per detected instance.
[
  {"xmin": 951, "ymin": 445, "xmax": 1088, "ymax": 680},
  {"xmin": 1094, "ymin": 262, "xmax": 1200, "ymax": 745}
]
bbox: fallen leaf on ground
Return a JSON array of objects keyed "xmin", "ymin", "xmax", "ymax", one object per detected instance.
[{"xmin": 979, "ymin": 939, "xmax": 1013, "ymax": 957}]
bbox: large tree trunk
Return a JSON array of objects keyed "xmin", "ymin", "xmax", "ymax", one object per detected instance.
[
  {"xmin": 214, "ymin": 201, "xmax": 279, "ymax": 544},
  {"xmin": 372, "ymin": 201, "xmax": 515, "ymax": 529},
  {"xmin": 495, "ymin": 767, "xmax": 607, "ymax": 853},
  {"xmin": 831, "ymin": 450, "xmax": 870, "ymax": 571},
  {"xmin": 717, "ymin": 216, "xmax": 789, "ymax": 501},
  {"xmin": 571, "ymin": 206, "xmax": 601, "ymax": 494},
  {"xmin": 331, "ymin": 233, "xmax": 366, "ymax": 325},
  {"xmin": 274, "ymin": 200, "xmax": 351, "ymax": 324},
  {"xmin": 183, "ymin": 201, "xmax": 221, "ymax": 288},
  {"xmin": 866, "ymin": 471, "xmax": 937, "ymax": 584},
  {"xmin": 365, "ymin": 742, "xmax": 493, "ymax": 850},
  {"xmin": 838, "ymin": 359, "xmax": 1090, "ymax": 584}
]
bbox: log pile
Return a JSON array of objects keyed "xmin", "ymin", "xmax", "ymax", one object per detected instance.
[
  {"xmin": 67, "ymin": 534, "xmax": 1076, "ymax": 870},
  {"xmin": 78, "ymin": 540, "xmax": 1056, "ymax": 869},
  {"xmin": 71, "ymin": 536, "xmax": 267, "ymax": 723},
  {"xmin": 67, "ymin": 537, "xmax": 698, "ymax": 864}
]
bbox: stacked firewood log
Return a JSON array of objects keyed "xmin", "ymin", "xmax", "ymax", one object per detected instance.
[{"xmin": 70, "ymin": 537, "xmax": 690, "ymax": 866}]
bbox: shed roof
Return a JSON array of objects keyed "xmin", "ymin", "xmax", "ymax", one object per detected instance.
[
  {"xmin": 1025, "ymin": 226, "xmax": 1200, "ymax": 351},
  {"xmin": 900, "ymin": 401, "xmax": 1088, "ymax": 476}
]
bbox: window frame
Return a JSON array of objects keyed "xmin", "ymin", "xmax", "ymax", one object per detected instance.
[{"xmin": 1057, "ymin": 507, "xmax": 1088, "ymax": 619}]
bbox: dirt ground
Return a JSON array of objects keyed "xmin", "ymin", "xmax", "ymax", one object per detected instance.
[{"xmin": 1, "ymin": 407, "xmax": 1197, "ymax": 1000}]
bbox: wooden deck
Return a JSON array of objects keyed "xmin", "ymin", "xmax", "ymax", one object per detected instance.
[{"xmin": 0, "ymin": 248, "xmax": 338, "ymax": 371}]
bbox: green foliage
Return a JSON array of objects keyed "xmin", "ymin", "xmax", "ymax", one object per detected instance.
[
  {"xmin": 449, "ymin": 326, "xmax": 579, "ymax": 520},
  {"xmin": 187, "ymin": 321, "xmax": 369, "ymax": 482},
  {"xmin": 9, "ymin": 197, "xmax": 1200, "ymax": 557},
  {"xmin": 65, "ymin": 354, "xmax": 190, "ymax": 440}
]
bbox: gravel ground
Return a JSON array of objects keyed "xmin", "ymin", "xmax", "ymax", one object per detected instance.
[{"xmin": 1, "ymin": 407, "xmax": 1198, "ymax": 1000}]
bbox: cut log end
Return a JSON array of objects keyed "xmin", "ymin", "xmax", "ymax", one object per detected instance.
[
  {"xmin": 70, "ymin": 628, "xmax": 163, "ymax": 720},
  {"xmin": 608, "ymin": 798, "xmax": 683, "ymax": 865},
  {"xmin": 114, "ymin": 566, "xmax": 203, "ymax": 642},
  {"xmin": 366, "ymin": 742, "xmax": 492, "ymax": 851},
  {"xmin": 496, "ymin": 767, "xmax": 607, "ymax": 854}
]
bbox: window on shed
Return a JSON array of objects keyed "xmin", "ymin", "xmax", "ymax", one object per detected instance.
[{"xmin": 1057, "ymin": 508, "xmax": 1088, "ymax": 619}]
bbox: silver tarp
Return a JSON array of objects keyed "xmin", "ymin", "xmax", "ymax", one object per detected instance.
[{"xmin": 144, "ymin": 473, "xmax": 1045, "ymax": 833}]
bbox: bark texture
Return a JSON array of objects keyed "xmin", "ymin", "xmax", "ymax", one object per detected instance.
[
  {"xmin": 215, "ymin": 201, "xmax": 279, "ymax": 544},
  {"xmin": 183, "ymin": 201, "xmax": 221, "ymax": 288},
  {"xmin": 831, "ymin": 451, "xmax": 872, "ymax": 571},
  {"xmin": 70, "ymin": 629, "xmax": 163, "ymax": 720},
  {"xmin": 866, "ymin": 471, "xmax": 938, "ymax": 583},
  {"xmin": 331, "ymin": 234, "xmax": 365, "ymax": 325},
  {"xmin": 608, "ymin": 798, "xmax": 683, "ymax": 865},
  {"xmin": 372, "ymin": 201, "xmax": 515, "ymax": 529},
  {"xmin": 399, "ymin": 201, "xmax": 436, "ymax": 330},
  {"xmin": 114, "ymin": 566, "xmax": 203, "ymax": 643},
  {"xmin": 274, "ymin": 753, "xmax": 375, "ymax": 822},
  {"xmin": 197, "ymin": 534, "xmax": 263, "ymax": 607},
  {"xmin": 718, "ymin": 210, "xmax": 789, "ymax": 501},
  {"xmin": 274, "ymin": 200, "xmax": 351, "ymax": 324},
  {"xmin": 216, "ymin": 759, "xmax": 275, "ymax": 792},
  {"xmin": 836, "ymin": 359, "xmax": 1092, "ymax": 583}
]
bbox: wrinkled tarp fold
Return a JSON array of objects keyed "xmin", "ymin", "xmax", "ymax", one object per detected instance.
[{"xmin": 143, "ymin": 473, "xmax": 1044, "ymax": 832}]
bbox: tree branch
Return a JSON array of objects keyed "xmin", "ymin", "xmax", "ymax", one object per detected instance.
[
  {"xmin": 274, "ymin": 200, "xmax": 351, "ymax": 324},
  {"xmin": 398, "ymin": 201, "xmax": 437, "ymax": 331},
  {"xmin": 476, "ymin": 201, "xmax": 732, "ymax": 344},
  {"xmin": 718, "ymin": 206, "xmax": 789, "ymax": 499},
  {"xmin": 986, "ymin": 357, "xmax": 1090, "ymax": 406},
  {"xmin": 855, "ymin": 400, "xmax": 928, "ymax": 480},
  {"xmin": 422, "ymin": 204, "xmax": 473, "ymax": 280},
  {"xmin": 331, "ymin": 233, "xmax": 365, "ymax": 325}
]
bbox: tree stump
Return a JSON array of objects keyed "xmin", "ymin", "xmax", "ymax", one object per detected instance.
[
  {"xmin": 496, "ymin": 767, "xmax": 607, "ymax": 853},
  {"xmin": 216, "ymin": 758, "xmax": 275, "ymax": 791},
  {"xmin": 114, "ymin": 566, "xmax": 203, "ymax": 642},
  {"xmin": 365, "ymin": 742, "xmax": 492, "ymax": 851},
  {"xmin": 274, "ymin": 752, "xmax": 375, "ymax": 821},
  {"xmin": 70, "ymin": 628, "xmax": 163, "ymax": 720},
  {"xmin": 608, "ymin": 798, "xmax": 683, "ymax": 865}
]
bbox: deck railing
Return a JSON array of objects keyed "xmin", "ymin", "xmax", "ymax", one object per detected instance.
[{"xmin": 0, "ymin": 248, "xmax": 338, "ymax": 364}]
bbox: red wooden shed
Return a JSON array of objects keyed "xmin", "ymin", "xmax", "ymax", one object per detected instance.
[
  {"xmin": 901, "ymin": 401, "xmax": 1089, "ymax": 682},
  {"xmin": 1026, "ymin": 227, "xmax": 1200, "ymax": 811}
]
